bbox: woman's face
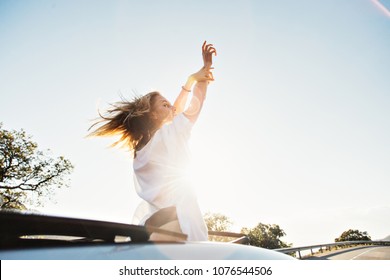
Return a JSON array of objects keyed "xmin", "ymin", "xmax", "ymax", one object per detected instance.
[{"xmin": 151, "ymin": 94, "xmax": 176, "ymax": 126}]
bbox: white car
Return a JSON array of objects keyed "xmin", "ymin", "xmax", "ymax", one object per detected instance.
[{"xmin": 0, "ymin": 211, "xmax": 295, "ymax": 260}]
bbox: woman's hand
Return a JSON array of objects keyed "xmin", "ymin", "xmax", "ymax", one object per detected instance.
[
  {"xmin": 189, "ymin": 67, "xmax": 214, "ymax": 83},
  {"xmin": 181, "ymin": 41, "xmax": 217, "ymax": 92},
  {"xmin": 175, "ymin": 41, "xmax": 217, "ymax": 118},
  {"xmin": 202, "ymin": 41, "xmax": 217, "ymax": 69}
]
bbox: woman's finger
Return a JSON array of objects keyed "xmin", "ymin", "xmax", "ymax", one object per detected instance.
[
  {"xmin": 208, "ymin": 47, "xmax": 217, "ymax": 55},
  {"xmin": 205, "ymin": 48, "xmax": 217, "ymax": 58},
  {"xmin": 205, "ymin": 44, "xmax": 214, "ymax": 52},
  {"xmin": 205, "ymin": 71, "xmax": 214, "ymax": 81},
  {"xmin": 202, "ymin": 41, "xmax": 207, "ymax": 53}
]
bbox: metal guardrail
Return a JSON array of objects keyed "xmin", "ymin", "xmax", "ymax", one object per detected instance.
[
  {"xmin": 208, "ymin": 231, "xmax": 390, "ymax": 259},
  {"xmin": 274, "ymin": 240, "xmax": 390, "ymax": 259}
]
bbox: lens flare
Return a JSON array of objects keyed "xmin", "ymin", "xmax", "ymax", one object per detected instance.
[{"xmin": 372, "ymin": 0, "xmax": 390, "ymax": 17}]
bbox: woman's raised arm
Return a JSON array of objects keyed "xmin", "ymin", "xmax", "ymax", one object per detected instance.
[
  {"xmin": 183, "ymin": 68, "xmax": 213, "ymax": 123},
  {"xmin": 174, "ymin": 41, "xmax": 216, "ymax": 122}
]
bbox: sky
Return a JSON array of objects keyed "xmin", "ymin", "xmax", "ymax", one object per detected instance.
[{"xmin": 1, "ymin": 0, "xmax": 389, "ymax": 247}]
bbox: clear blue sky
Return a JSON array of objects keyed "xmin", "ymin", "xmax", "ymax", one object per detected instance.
[{"xmin": 1, "ymin": 0, "xmax": 389, "ymax": 246}]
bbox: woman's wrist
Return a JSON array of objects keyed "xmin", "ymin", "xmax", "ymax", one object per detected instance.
[
  {"xmin": 184, "ymin": 77, "xmax": 195, "ymax": 91},
  {"xmin": 181, "ymin": 86, "xmax": 191, "ymax": 92}
]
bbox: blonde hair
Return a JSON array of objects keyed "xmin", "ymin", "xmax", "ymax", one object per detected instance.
[{"xmin": 88, "ymin": 92, "xmax": 161, "ymax": 155}]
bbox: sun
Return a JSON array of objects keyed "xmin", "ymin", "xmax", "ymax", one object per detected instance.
[{"xmin": 187, "ymin": 131, "xmax": 238, "ymax": 216}]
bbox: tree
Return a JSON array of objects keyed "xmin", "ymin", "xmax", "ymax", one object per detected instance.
[
  {"xmin": 335, "ymin": 229, "xmax": 371, "ymax": 242},
  {"xmin": 204, "ymin": 212, "xmax": 233, "ymax": 242},
  {"xmin": 0, "ymin": 123, "xmax": 73, "ymax": 209},
  {"xmin": 241, "ymin": 223, "xmax": 291, "ymax": 249},
  {"xmin": 204, "ymin": 212, "xmax": 233, "ymax": 232}
]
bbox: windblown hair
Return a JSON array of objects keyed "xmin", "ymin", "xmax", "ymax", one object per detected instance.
[{"xmin": 88, "ymin": 92, "xmax": 161, "ymax": 156}]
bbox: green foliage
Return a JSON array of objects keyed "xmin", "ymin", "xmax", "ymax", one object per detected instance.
[
  {"xmin": 0, "ymin": 123, "xmax": 74, "ymax": 209},
  {"xmin": 335, "ymin": 229, "xmax": 371, "ymax": 242},
  {"xmin": 241, "ymin": 223, "xmax": 291, "ymax": 249},
  {"xmin": 204, "ymin": 212, "xmax": 233, "ymax": 232},
  {"xmin": 204, "ymin": 212, "xmax": 234, "ymax": 242}
]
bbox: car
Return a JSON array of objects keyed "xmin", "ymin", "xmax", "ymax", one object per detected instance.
[{"xmin": 0, "ymin": 210, "xmax": 295, "ymax": 260}]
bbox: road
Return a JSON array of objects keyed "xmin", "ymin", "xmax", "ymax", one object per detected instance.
[{"xmin": 306, "ymin": 245, "xmax": 390, "ymax": 260}]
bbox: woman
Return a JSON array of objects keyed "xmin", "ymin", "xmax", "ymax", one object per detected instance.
[{"xmin": 89, "ymin": 42, "xmax": 217, "ymax": 241}]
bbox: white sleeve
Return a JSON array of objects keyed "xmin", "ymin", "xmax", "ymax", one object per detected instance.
[
  {"xmin": 173, "ymin": 113, "xmax": 193, "ymax": 137},
  {"xmin": 162, "ymin": 113, "xmax": 193, "ymax": 140}
]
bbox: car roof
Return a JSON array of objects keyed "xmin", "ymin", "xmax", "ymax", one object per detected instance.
[{"xmin": 0, "ymin": 211, "xmax": 295, "ymax": 260}]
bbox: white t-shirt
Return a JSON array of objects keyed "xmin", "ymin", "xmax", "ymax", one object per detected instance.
[{"xmin": 132, "ymin": 114, "xmax": 208, "ymax": 241}]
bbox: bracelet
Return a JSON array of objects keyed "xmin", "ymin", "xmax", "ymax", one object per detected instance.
[{"xmin": 181, "ymin": 86, "xmax": 191, "ymax": 92}]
